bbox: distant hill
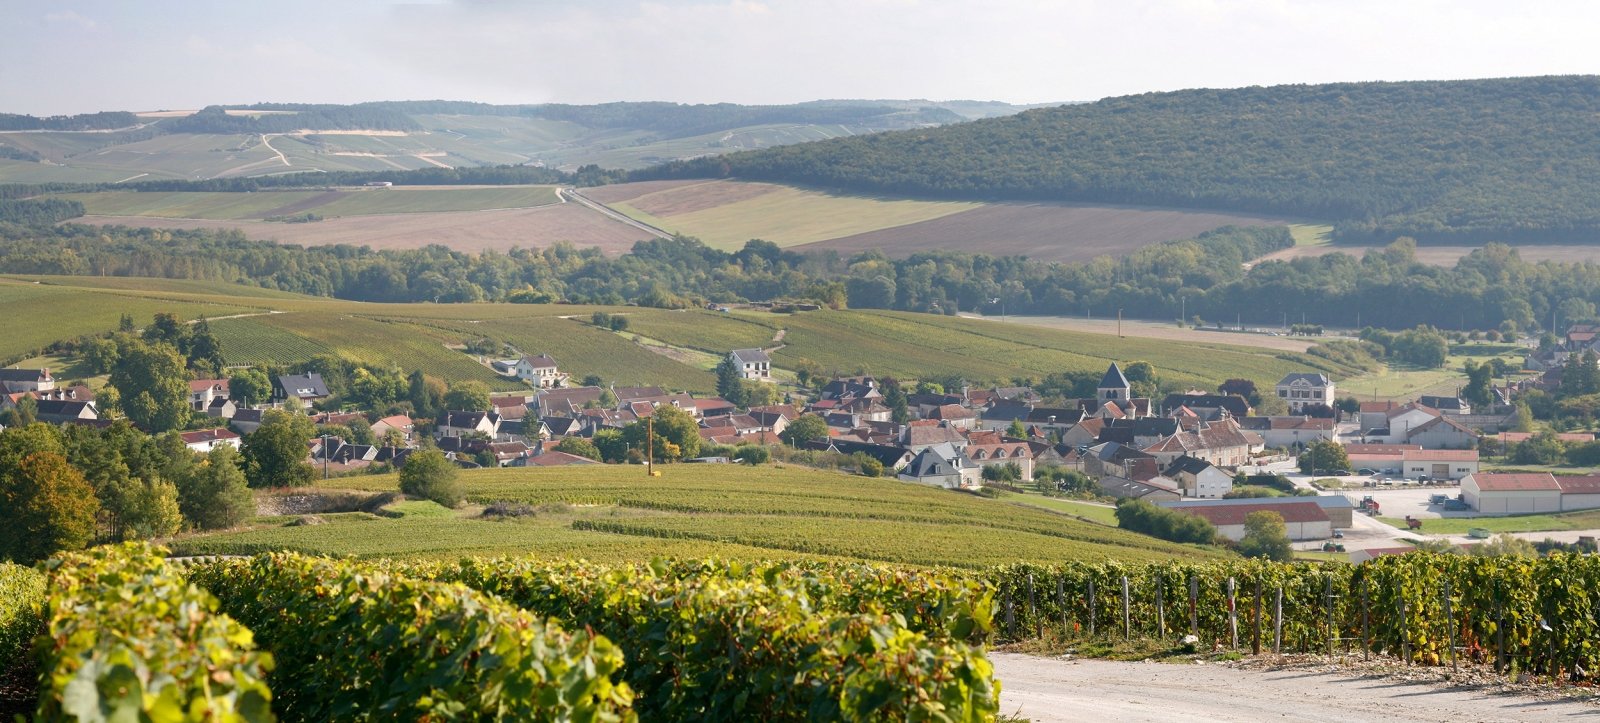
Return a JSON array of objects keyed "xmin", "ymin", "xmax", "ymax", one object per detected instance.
[
  {"xmin": 0, "ymin": 99, "xmax": 1039, "ymax": 183},
  {"xmin": 637, "ymin": 76, "xmax": 1600, "ymax": 245}
]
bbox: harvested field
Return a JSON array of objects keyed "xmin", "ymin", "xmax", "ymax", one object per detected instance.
[
  {"xmin": 582, "ymin": 179, "xmax": 778, "ymax": 215},
  {"xmin": 1256, "ymin": 243, "xmax": 1600, "ymax": 266},
  {"xmin": 585, "ymin": 179, "xmax": 980, "ymax": 250},
  {"xmin": 798, "ymin": 201, "xmax": 1292, "ymax": 264},
  {"xmin": 956, "ymin": 313, "xmax": 1316, "ymax": 352},
  {"xmin": 78, "ymin": 202, "xmax": 652, "ymax": 254}
]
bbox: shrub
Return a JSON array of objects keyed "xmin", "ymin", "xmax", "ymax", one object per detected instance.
[
  {"xmin": 37, "ymin": 544, "xmax": 273, "ymax": 721},
  {"xmin": 0, "ymin": 562, "xmax": 44, "ymax": 673},
  {"xmin": 191, "ymin": 554, "xmax": 635, "ymax": 721},
  {"xmin": 398, "ymin": 447, "xmax": 463, "ymax": 507},
  {"xmin": 1114, "ymin": 498, "xmax": 1217, "ymax": 544}
]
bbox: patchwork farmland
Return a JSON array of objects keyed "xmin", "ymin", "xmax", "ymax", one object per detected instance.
[{"xmin": 587, "ymin": 179, "xmax": 1296, "ymax": 261}]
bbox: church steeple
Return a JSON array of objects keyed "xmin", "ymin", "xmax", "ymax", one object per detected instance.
[{"xmin": 1098, "ymin": 362, "xmax": 1130, "ymax": 403}]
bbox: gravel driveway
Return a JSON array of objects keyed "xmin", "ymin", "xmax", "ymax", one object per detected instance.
[{"xmin": 993, "ymin": 653, "xmax": 1594, "ymax": 722}]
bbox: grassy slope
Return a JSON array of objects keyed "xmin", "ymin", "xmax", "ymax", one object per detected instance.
[
  {"xmin": 172, "ymin": 465, "xmax": 1220, "ymax": 566},
  {"xmin": 627, "ymin": 308, "xmax": 1359, "ymax": 387},
  {"xmin": 607, "ymin": 182, "xmax": 981, "ymax": 250},
  {"xmin": 0, "ymin": 275, "xmax": 1351, "ymax": 392},
  {"xmin": 1380, "ymin": 509, "xmax": 1600, "ymax": 535}
]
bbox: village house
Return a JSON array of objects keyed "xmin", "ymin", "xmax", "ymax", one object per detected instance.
[
  {"xmin": 1163, "ymin": 455, "xmax": 1232, "ymax": 498},
  {"xmin": 436, "ymin": 410, "xmax": 502, "ymax": 439},
  {"xmin": 900, "ymin": 421, "xmax": 969, "ymax": 452},
  {"xmin": 230, "ymin": 409, "xmax": 265, "ymax": 435},
  {"xmin": 1161, "ymin": 392, "xmax": 1251, "ymax": 420},
  {"xmin": 513, "ymin": 354, "xmax": 569, "ymax": 389},
  {"xmin": 1275, "ymin": 372, "xmax": 1335, "ymax": 413},
  {"xmin": 816, "ymin": 439, "xmax": 915, "ymax": 472},
  {"xmin": 1238, "ymin": 416, "xmax": 1336, "ymax": 449},
  {"xmin": 189, "ymin": 379, "xmax": 230, "ymax": 410},
  {"xmin": 272, "ymin": 373, "xmax": 330, "ymax": 404},
  {"xmin": 1095, "ymin": 474, "xmax": 1180, "ymax": 501},
  {"xmin": 964, "ymin": 440, "xmax": 1035, "ymax": 481},
  {"xmin": 370, "ymin": 414, "xmax": 415, "ymax": 442},
  {"xmin": 897, "ymin": 442, "xmax": 982, "ymax": 490},
  {"xmin": 1141, "ymin": 417, "xmax": 1263, "ymax": 468},
  {"xmin": 728, "ymin": 349, "xmax": 772, "ymax": 380},
  {"xmin": 34, "ymin": 399, "xmax": 98, "ymax": 424},
  {"xmin": 179, "ymin": 428, "xmax": 241, "ymax": 453},
  {"xmin": 0, "ymin": 368, "xmax": 53, "ymax": 394}
]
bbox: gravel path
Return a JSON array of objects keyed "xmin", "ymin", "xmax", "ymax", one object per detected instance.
[{"xmin": 993, "ymin": 653, "xmax": 1596, "ymax": 722}]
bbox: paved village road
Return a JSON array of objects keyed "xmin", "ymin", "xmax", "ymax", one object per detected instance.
[{"xmin": 992, "ymin": 653, "xmax": 1596, "ymax": 722}]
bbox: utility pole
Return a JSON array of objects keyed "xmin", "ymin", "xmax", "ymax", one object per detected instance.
[
  {"xmin": 320, "ymin": 433, "xmax": 329, "ymax": 480},
  {"xmin": 1117, "ymin": 309, "xmax": 1124, "ymax": 338}
]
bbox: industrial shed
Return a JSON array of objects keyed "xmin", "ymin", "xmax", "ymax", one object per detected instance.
[
  {"xmin": 1174, "ymin": 500, "xmax": 1331, "ymax": 541},
  {"xmin": 1460, "ymin": 473, "xmax": 1562, "ymax": 514}
]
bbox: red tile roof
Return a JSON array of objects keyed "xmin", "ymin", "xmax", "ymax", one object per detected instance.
[
  {"xmin": 1401, "ymin": 450, "xmax": 1479, "ymax": 462},
  {"xmin": 1555, "ymin": 475, "xmax": 1600, "ymax": 495},
  {"xmin": 1177, "ymin": 501, "xmax": 1329, "ymax": 526},
  {"xmin": 1469, "ymin": 473, "xmax": 1561, "ymax": 492}
]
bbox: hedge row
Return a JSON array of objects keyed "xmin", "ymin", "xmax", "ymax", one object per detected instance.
[
  {"xmin": 430, "ymin": 558, "xmax": 999, "ymax": 722},
  {"xmin": 190, "ymin": 553, "xmax": 636, "ymax": 722},
  {"xmin": 37, "ymin": 544, "xmax": 273, "ymax": 721}
]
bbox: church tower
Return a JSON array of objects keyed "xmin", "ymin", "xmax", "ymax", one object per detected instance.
[{"xmin": 1097, "ymin": 362, "xmax": 1131, "ymax": 404}]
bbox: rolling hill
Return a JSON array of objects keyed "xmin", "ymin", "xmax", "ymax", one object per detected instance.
[
  {"xmin": 0, "ymin": 275, "xmax": 1368, "ymax": 393},
  {"xmin": 0, "ymin": 99, "xmax": 1042, "ymax": 183},
  {"xmin": 638, "ymin": 76, "xmax": 1600, "ymax": 246},
  {"xmin": 170, "ymin": 464, "xmax": 1220, "ymax": 566}
]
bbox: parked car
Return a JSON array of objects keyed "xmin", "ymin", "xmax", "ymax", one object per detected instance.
[{"xmin": 1357, "ymin": 468, "xmax": 1377, "ymax": 476}]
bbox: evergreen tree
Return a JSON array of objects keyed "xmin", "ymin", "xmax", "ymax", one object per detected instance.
[
  {"xmin": 715, "ymin": 356, "xmax": 746, "ymax": 407},
  {"xmin": 176, "ymin": 445, "xmax": 255, "ymax": 530}
]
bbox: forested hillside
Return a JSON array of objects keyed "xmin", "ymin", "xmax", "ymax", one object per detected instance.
[{"xmin": 640, "ymin": 76, "xmax": 1600, "ymax": 245}]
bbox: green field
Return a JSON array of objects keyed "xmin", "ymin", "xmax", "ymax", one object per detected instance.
[
  {"xmin": 1343, "ymin": 343, "xmax": 1531, "ymax": 402},
  {"xmin": 0, "ymin": 278, "xmax": 258, "ymax": 364},
  {"xmin": 627, "ymin": 308, "xmax": 1363, "ymax": 388},
  {"xmin": 61, "ymin": 186, "xmax": 560, "ymax": 220},
  {"xmin": 172, "ymin": 465, "xmax": 1218, "ymax": 566},
  {"xmin": 1381, "ymin": 508, "xmax": 1600, "ymax": 535},
  {"xmin": 608, "ymin": 182, "xmax": 981, "ymax": 250},
  {"xmin": 0, "ymin": 275, "xmax": 1357, "ymax": 394}
]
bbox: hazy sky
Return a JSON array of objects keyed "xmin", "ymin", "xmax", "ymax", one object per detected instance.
[{"xmin": 3, "ymin": 0, "xmax": 1599, "ymax": 114}]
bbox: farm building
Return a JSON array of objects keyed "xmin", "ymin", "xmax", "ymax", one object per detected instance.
[
  {"xmin": 1159, "ymin": 495, "xmax": 1354, "ymax": 529},
  {"xmin": 1460, "ymin": 473, "xmax": 1562, "ymax": 514},
  {"xmin": 179, "ymin": 428, "xmax": 240, "ymax": 453},
  {"xmin": 1095, "ymin": 474, "xmax": 1180, "ymax": 502},
  {"xmin": 1172, "ymin": 500, "xmax": 1332, "ymax": 541},
  {"xmin": 1346, "ymin": 447, "xmax": 1480, "ymax": 479}
]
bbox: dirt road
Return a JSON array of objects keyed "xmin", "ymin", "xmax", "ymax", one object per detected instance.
[{"xmin": 992, "ymin": 653, "xmax": 1593, "ymax": 722}]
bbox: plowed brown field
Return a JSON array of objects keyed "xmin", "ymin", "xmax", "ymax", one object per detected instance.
[
  {"xmin": 798, "ymin": 202, "xmax": 1290, "ymax": 263},
  {"xmin": 78, "ymin": 202, "xmax": 652, "ymax": 254}
]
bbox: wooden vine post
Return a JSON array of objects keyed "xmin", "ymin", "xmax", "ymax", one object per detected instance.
[
  {"xmin": 1273, "ymin": 587, "xmax": 1283, "ymax": 655},
  {"xmin": 1121, "ymin": 576, "xmax": 1131, "ymax": 642},
  {"xmin": 1155, "ymin": 572, "xmax": 1166, "ymax": 639},
  {"xmin": 1252, "ymin": 580, "xmax": 1263, "ymax": 655},
  {"xmin": 1188, "ymin": 574, "xmax": 1199, "ymax": 638},
  {"xmin": 1088, "ymin": 578, "xmax": 1096, "ymax": 637},
  {"xmin": 1227, "ymin": 577, "xmax": 1238, "ymax": 650}
]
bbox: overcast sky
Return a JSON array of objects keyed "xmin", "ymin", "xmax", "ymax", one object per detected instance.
[{"xmin": 3, "ymin": 0, "xmax": 1598, "ymax": 115}]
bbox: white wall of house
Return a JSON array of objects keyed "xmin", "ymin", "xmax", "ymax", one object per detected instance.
[{"xmin": 1188, "ymin": 467, "xmax": 1233, "ymax": 499}]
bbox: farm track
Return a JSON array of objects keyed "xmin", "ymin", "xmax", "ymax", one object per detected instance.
[
  {"xmin": 561, "ymin": 188, "xmax": 671, "ymax": 239},
  {"xmin": 993, "ymin": 654, "xmax": 1594, "ymax": 722}
]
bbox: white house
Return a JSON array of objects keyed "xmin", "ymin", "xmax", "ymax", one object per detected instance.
[
  {"xmin": 178, "ymin": 428, "xmax": 241, "ymax": 453},
  {"xmin": 437, "ymin": 410, "xmax": 502, "ymax": 439},
  {"xmin": 0, "ymin": 368, "xmax": 54, "ymax": 394},
  {"xmin": 1275, "ymin": 373, "xmax": 1335, "ymax": 413},
  {"xmin": 1163, "ymin": 455, "xmax": 1233, "ymax": 499},
  {"xmin": 514, "ymin": 354, "xmax": 569, "ymax": 389},
  {"xmin": 1238, "ymin": 416, "xmax": 1336, "ymax": 449},
  {"xmin": 729, "ymin": 349, "xmax": 772, "ymax": 380},
  {"xmin": 898, "ymin": 442, "xmax": 981, "ymax": 490},
  {"xmin": 189, "ymin": 379, "xmax": 230, "ymax": 410},
  {"xmin": 965, "ymin": 441, "xmax": 1035, "ymax": 481}
]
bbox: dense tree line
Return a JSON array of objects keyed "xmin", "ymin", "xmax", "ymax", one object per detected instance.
[
  {"xmin": 0, "ymin": 198, "xmax": 82, "ymax": 224},
  {"xmin": 162, "ymin": 105, "xmax": 421, "ymax": 134},
  {"xmin": 0, "ymin": 111, "xmax": 139, "ymax": 131},
  {"xmin": 639, "ymin": 76, "xmax": 1600, "ymax": 244},
  {"xmin": 8, "ymin": 219, "xmax": 1600, "ymax": 333}
]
